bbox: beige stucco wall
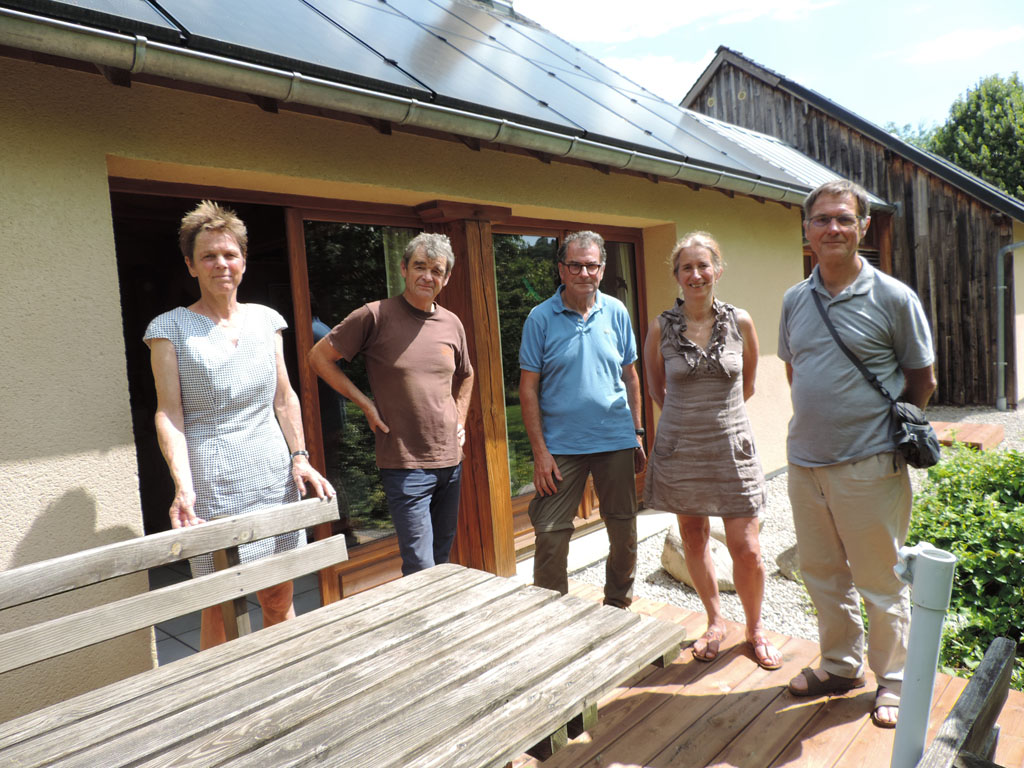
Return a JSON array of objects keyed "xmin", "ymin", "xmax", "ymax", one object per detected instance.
[
  {"xmin": 639, "ymin": 201, "xmax": 801, "ymax": 473},
  {"xmin": 0, "ymin": 58, "xmax": 153, "ymax": 721},
  {"xmin": 0, "ymin": 53, "xmax": 802, "ymax": 717}
]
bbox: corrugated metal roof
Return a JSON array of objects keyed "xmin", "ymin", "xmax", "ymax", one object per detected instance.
[
  {"xmin": 683, "ymin": 46, "xmax": 1024, "ymax": 222},
  {"xmin": 0, "ymin": 0, "xmax": 855, "ymax": 202},
  {"xmin": 687, "ymin": 112, "xmax": 889, "ymax": 208}
]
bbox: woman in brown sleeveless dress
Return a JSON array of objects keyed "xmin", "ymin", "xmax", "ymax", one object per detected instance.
[{"xmin": 643, "ymin": 232, "xmax": 781, "ymax": 670}]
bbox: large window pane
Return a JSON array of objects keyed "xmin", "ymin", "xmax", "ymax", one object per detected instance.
[
  {"xmin": 494, "ymin": 235, "xmax": 643, "ymax": 499},
  {"xmin": 604, "ymin": 241, "xmax": 641, "ymax": 356},
  {"xmin": 304, "ymin": 222, "xmax": 420, "ymax": 546},
  {"xmin": 493, "ymin": 234, "xmax": 560, "ymax": 496}
]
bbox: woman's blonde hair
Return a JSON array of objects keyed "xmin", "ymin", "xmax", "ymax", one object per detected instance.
[
  {"xmin": 669, "ymin": 230, "xmax": 724, "ymax": 275},
  {"xmin": 178, "ymin": 200, "xmax": 248, "ymax": 264}
]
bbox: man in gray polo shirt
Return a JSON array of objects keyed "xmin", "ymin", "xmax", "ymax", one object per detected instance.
[{"xmin": 778, "ymin": 179, "xmax": 935, "ymax": 728}]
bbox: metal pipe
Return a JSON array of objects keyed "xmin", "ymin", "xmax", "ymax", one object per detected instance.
[
  {"xmin": 890, "ymin": 542, "xmax": 957, "ymax": 768},
  {"xmin": 0, "ymin": 7, "xmax": 813, "ymax": 204},
  {"xmin": 995, "ymin": 241, "xmax": 1024, "ymax": 410}
]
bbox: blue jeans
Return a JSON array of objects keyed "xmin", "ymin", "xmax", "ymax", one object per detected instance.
[{"xmin": 379, "ymin": 464, "xmax": 462, "ymax": 576}]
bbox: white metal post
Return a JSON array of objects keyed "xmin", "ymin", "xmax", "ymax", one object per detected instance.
[{"xmin": 890, "ymin": 542, "xmax": 957, "ymax": 768}]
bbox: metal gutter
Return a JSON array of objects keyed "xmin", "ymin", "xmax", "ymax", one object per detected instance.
[{"xmin": 0, "ymin": 6, "xmax": 813, "ymax": 204}]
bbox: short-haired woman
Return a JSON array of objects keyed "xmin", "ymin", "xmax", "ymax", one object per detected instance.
[{"xmin": 145, "ymin": 200, "xmax": 333, "ymax": 649}]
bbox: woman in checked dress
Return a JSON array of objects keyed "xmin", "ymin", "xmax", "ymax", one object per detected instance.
[
  {"xmin": 644, "ymin": 231, "xmax": 781, "ymax": 671},
  {"xmin": 145, "ymin": 201, "xmax": 333, "ymax": 650}
]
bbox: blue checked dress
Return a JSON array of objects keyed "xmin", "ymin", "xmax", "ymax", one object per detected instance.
[{"xmin": 144, "ymin": 304, "xmax": 304, "ymax": 576}]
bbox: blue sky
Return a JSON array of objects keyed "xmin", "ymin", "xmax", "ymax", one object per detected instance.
[{"xmin": 513, "ymin": 0, "xmax": 1023, "ymax": 131}]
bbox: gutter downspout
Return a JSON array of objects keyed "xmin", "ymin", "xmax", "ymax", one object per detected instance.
[
  {"xmin": 0, "ymin": 7, "xmax": 810, "ymax": 204},
  {"xmin": 995, "ymin": 240, "xmax": 1024, "ymax": 410}
]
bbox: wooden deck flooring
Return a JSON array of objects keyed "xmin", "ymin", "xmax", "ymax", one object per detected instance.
[{"xmin": 513, "ymin": 581, "xmax": 1024, "ymax": 768}]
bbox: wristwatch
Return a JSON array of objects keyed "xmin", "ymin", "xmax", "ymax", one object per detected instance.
[
  {"xmin": 635, "ymin": 428, "xmax": 645, "ymax": 437},
  {"xmin": 290, "ymin": 450, "xmax": 310, "ymax": 461}
]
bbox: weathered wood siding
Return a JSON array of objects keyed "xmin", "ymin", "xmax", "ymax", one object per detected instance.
[{"xmin": 692, "ymin": 63, "xmax": 1017, "ymax": 405}]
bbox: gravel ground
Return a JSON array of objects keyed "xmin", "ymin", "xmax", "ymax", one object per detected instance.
[{"xmin": 572, "ymin": 404, "xmax": 1024, "ymax": 641}]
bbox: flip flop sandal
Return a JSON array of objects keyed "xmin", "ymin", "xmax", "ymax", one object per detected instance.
[
  {"xmin": 788, "ymin": 667, "xmax": 866, "ymax": 697},
  {"xmin": 749, "ymin": 637, "xmax": 783, "ymax": 670},
  {"xmin": 871, "ymin": 687, "xmax": 900, "ymax": 728},
  {"xmin": 690, "ymin": 629, "xmax": 723, "ymax": 663}
]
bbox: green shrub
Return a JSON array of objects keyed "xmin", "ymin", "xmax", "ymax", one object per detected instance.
[{"xmin": 909, "ymin": 444, "xmax": 1024, "ymax": 690}]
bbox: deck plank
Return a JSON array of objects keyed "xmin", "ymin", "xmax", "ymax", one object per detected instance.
[
  {"xmin": 0, "ymin": 564, "xmax": 477, "ymax": 750},
  {"xmin": 405, "ymin": 612, "xmax": 685, "ymax": 768},
  {"xmin": 513, "ymin": 611, "xmax": 709, "ymax": 768},
  {"xmin": 832, "ymin": 676, "xmax": 957, "ymax": 768},
  {"xmin": 511, "ymin": 594, "xmax": 1024, "ymax": 768},
  {"xmin": 568, "ymin": 621, "xmax": 755, "ymax": 767},
  {"xmin": 930, "ymin": 421, "xmax": 1004, "ymax": 450},
  {"xmin": 768, "ymin": 687, "xmax": 877, "ymax": 768},
  {"xmin": 241, "ymin": 597, "xmax": 635, "ymax": 768},
  {"xmin": 704, "ymin": 637, "xmax": 823, "ymax": 768},
  {"xmin": 650, "ymin": 633, "xmax": 807, "ymax": 767},
  {"xmin": 1, "ymin": 567, "xmax": 516, "ymax": 767},
  {"xmin": 122, "ymin": 582, "xmax": 562, "ymax": 768}
]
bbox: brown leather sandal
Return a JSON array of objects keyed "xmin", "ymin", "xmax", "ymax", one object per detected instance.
[
  {"xmin": 788, "ymin": 667, "xmax": 866, "ymax": 697},
  {"xmin": 871, "ymin": 687, "xmax": 900, "ymax": 728}
]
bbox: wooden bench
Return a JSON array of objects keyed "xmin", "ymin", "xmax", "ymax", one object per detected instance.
[
  {"xmin": 0, "ymin": 496, "xmax": 345, "ymax": 676},
  {"xmin": 0, "ymin": 564, "xmax": 683, "ymax": 766},
  {"xmin": 917, "ymin": 636, "xmax": 1017, "ymax": 768},
  {"xmin": 930, "ymin": 422, "xmax": 1005, "ymax": 451}
]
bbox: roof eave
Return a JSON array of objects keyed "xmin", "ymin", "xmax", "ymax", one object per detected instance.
[
  {"xmin": 684, "ymin": 46, "xmax": 1024, "ymax": 223},
  {"xmin": 0, "ymin": 7, "xmax": 813, "ymax": 206}
]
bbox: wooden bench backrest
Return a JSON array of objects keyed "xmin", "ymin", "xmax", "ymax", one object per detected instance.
[
  {"xmin": 0, "ymin": 498, "xmax": 344, "ymax": 674},
  {"xmin": 917, "ymin": 636, "xmax": 1016, "ymax": 768}
]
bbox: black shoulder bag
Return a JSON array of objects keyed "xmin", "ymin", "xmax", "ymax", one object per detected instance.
[{"xmin": 809, "ymin": 288, "xmax": 940, "ymax": 469}]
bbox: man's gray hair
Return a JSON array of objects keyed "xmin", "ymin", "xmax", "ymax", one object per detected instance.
[
  {"xmin": 804, "ymin": 179, "xmax": 871, "ymax": 220},
  {"xmin": 403, "ymin": 232, "xmax": 455, "ymax": 275},
  {"xmin": 558, "ymin": 230, "xmax": 607, "ymax": 263}
]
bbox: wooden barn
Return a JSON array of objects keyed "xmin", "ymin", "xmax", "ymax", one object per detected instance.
[{"xmin": 683, "ymin": 46, "xmax": 1024, "ymax": 407}]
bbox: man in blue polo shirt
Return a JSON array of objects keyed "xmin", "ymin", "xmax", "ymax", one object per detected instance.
[{"xmin": 519, "ymin": 230, "xmax": 646, "ymax": 608}]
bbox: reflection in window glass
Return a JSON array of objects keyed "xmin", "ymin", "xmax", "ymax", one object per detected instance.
[
  {"xmin": 493, "ymin": 234, "xmax": 560, "ymax": 496},
  {"xmin": 304, "ymin": 222, "xmax": 420, "ymax": 547},
  {"xmin": 604, "ymin": 241, "xmax": 640, "ymax": 356},
  {"xmin": 494, "ymin": 235, "xmax": 642, "ymax": 497}
]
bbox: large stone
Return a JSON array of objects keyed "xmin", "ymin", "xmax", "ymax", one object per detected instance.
[
  {"xmin": 661, "ymin": 530, "xmax": 735, "ymax": 592},
  {"xmin": 776, "ymin": 544, "xmax": 801, "ymax": 582},
  {"xmin": 707, "ymin": 515, "xmax": 765, "ymax": 544}
]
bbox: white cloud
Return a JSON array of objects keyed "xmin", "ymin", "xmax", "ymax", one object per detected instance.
[
  {"xmin": 601, "ymin": 53, "xmax": 717, "ymax": 103},
  {"xmin": 512, "ymin": 0, "xmax": 836, "ymax": 44},
  {"xmin": 903, "ymin": 26, "xmax": 1024, "ymax": 65}
]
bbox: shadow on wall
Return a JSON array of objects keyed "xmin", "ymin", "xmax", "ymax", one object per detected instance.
[{"xmin": 9, "ymin": 487, "xmax": 138, "ymax": 569}]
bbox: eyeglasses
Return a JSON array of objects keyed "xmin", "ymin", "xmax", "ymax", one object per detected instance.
[
  {"xmin": 561, "ymin": 261, "xmax": 603, "ymax": 275},
  {"xmin": 807, "ymin": 214, "xmax": 862, "ymax": 230}
]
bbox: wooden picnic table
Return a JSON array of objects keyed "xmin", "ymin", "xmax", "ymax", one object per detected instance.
[{"xmin": 0, "ymin": 563, "xmax": 684, "ymax": 768}]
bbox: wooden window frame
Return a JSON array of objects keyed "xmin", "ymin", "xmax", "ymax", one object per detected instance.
[
  {"xmin": 492, "ymin": 219, "xmax": 651, "ymax": 549},
  {"xmin": 108, "ymin": 177, "xmax": 652, "ymax": 594}
]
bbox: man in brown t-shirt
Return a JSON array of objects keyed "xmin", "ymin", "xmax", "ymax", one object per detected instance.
[{"xmin": 308, "ymin": 233, "xmax": 474, "ymax": 575}]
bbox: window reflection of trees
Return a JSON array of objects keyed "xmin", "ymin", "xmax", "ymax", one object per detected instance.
[
  {"xmin": 494, "ymin": 235, "xmax": 640, "ymax": 498},
  {"xmin": 494, "ymin": 234, "xmax": 560, "ymax": 497},
  {"xmin": 304, "ymin": 221, "xmax": 419, "ymax": 544}
]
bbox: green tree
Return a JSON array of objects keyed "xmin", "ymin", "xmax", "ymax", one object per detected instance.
[
  {"xmin": 884, "ymin": 120, "xmax": 938, "ymax": 150},
  {"xmin": 930, "ymin": 73, "xmax": 1024, "ymax": 199}
]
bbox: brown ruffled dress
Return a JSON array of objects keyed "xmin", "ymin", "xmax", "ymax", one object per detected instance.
[{"xmin": 644, "ymin": 299, "xmax": 766, "ymax": 518}]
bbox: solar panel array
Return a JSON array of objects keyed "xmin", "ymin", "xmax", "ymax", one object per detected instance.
[{"xmin": 5, "ymin": 0, "xmax": 826, "ymax": 188}]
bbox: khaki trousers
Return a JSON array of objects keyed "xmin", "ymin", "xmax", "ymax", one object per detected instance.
[
  {"xmin": 788, "ymin": 452, "xmax": 912, "ymax": 692},
  {"xmin": 529, "ymin": 449, "xmax": 637, "ymax": 608}
]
